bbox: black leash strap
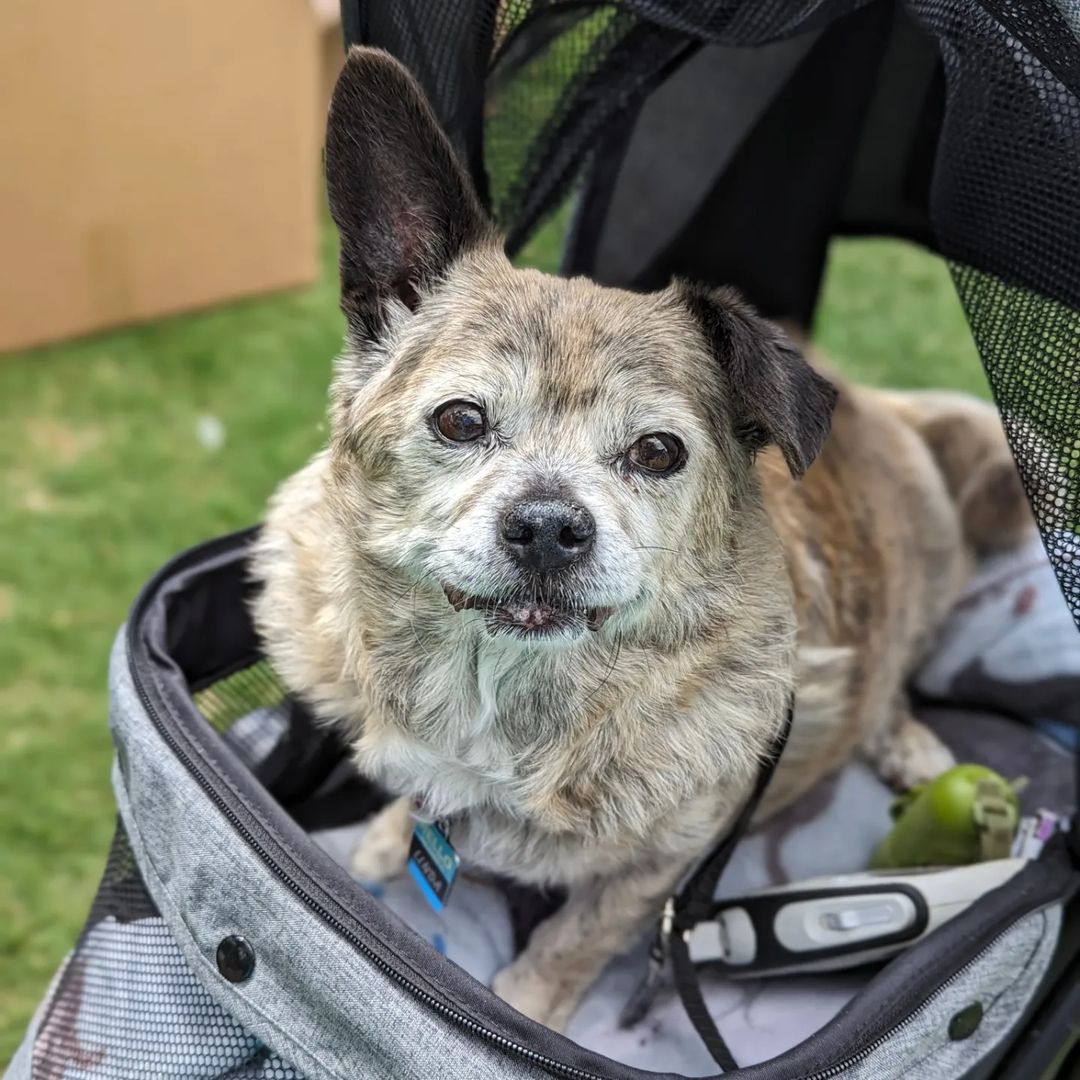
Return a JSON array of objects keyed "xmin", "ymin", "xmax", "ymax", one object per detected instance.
[
  {"xmin": 623, "ymin": 701, "xmax": 794, "ymax": 1072},
  {"xmin": 669, "ymin": 927, "xmax": 740, "ymax": 1071},
  {"xmin": 675, "ymin": 703, "xmax": 794, "ymax": 929}
]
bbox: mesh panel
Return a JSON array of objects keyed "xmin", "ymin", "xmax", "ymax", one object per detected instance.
[
  {"xmin": 950, "ymin": 266, "xmax": 1080, "ymax": 613},
  {"xmin": 193, "ymin": 660, "xmax": 288, "ymax": 734},
  {"xmin": 348, "ymin": 0, "xmax": 1080, "ymax": 628},
  {"xmin": 31, "ymin": 825, "xmax": 305, "ymax": 1080},
  {"xmin": 488, "ymin": 6, "xmax": 690, "ymax": 250},
  {"xmin": 194, "ymin": 660, "xmax": 293, "ymax": 771}
]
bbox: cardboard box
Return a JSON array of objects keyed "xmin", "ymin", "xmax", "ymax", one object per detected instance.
[
  {"xmin": 313, "ymin": 0, "xmax": 347, "ymax": 120},
  {"xmin": 1, "ymin": 1, "xmax": 330, "ymax": 354}
]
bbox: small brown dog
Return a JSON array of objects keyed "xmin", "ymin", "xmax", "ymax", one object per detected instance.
[{"xmin": 251, "ymin": 47, "xmax": 1032, "ymax": 1029}]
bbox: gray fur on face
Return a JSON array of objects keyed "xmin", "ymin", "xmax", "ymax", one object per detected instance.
[{"xmin": 331, "ymin": 255, "xmax": 761, "ymax": 648}]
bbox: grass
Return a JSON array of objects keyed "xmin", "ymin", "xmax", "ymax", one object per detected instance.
[{"xmin": 0, "ymin": 208, "xmax": 988, "ymax": 1061}]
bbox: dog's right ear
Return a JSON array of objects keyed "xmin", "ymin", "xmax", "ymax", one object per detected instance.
[
  {"xmin": 677, "ymin": 283, "xmax": 837, "ymax": 478},
  {"xmin": 325, "ymin": 47, "xmax": 495, "ymax": 342}
]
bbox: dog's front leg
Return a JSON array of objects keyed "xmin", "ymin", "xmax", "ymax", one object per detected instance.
[
  {"xmin": 350, "ymin": 795, "xmax": 414, "ymax": 883},
  {"xmin": 491, "ymin": 857, "xmax": 687, "ymax": 1031}
]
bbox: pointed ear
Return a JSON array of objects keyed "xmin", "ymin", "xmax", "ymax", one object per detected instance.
[
  {"xmin": 678, "ymin": 284, "xmax": 838, "ymax": 478},
  {"xmin": 325, "ymin": 47, "xmax": 495, "ymax": 340}
]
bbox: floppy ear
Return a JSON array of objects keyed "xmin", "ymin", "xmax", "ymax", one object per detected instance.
[
  {"xmin": 679, "ymin": 283, "xmax": 838, "ymax": 478},
  {"xmin": 325, "ymin": 47, "xmax": 495, "ymax": 341}
]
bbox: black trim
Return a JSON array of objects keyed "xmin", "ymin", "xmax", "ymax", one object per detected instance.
[
  {"xmin": 125, "ymin": 529, "xmax": 1080, "ymax": 1080},
  {"xmin": 340, "ymin": 0, "xmax": 363, "ymax": 48}
]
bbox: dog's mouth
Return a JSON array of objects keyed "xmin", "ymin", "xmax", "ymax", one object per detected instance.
[{"xmin": 442, "ymin": 585, "xmax": 614, "ymax": 636}]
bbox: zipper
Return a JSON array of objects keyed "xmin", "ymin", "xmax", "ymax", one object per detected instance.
[
  {"xmin": 124, "ymin": 630, "xmax": 604, "ymax": 1080},
  {"xmin": 802, "ymin": 925, "xmax": 1016, "ymax": 1080}
]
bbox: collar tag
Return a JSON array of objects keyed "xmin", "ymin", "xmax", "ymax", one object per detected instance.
[{"xmin": 408, "ymin": 820, "xmax": 460, "ymax": 912}]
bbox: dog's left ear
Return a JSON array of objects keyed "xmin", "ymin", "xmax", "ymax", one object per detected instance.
[
  {"xmin": 325, "ymin": 47, "xmax": 496, "ymax": 342},
  {"xmin": 678, "ymin": 283, "xmax": 838, "ymax": 478}
]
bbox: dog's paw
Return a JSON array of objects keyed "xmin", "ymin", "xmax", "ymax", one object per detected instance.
[
  {"xmin": 870, "ymin": 716, "xmax": 955, "ymax": 792},
  {"xmin": 350, "ymin": 833, "xmax": 409, "ymax": 883},
  {"xmin": 492, "ymin": 959, "xmax": 576, "ymax": 1032},
  {"xmin": 349, "ymin": 798, "xmax": 412, "ymax": 883}
]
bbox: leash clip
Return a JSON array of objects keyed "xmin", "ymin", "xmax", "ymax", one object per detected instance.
[{"xmin": 619, "ymin": 896, "xmax": 675, "ymax": 1028}]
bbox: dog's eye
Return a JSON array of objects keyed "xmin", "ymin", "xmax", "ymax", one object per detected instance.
[
  {"xmin": 627, "ymin": 433, "xmax": 684, "ymax": 474},
  {"xmin": 433, "ymin": 400, "xmax": 487, "ymax": 443}
]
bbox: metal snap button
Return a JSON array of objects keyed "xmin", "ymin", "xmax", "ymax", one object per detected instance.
[
  {"xmin": 948, "ymin": 1001, "xmax": 983, "ymax": 1040},
  {"xmin": 216, "ymin": 935, "xmax": 255, "ymax": 983}
]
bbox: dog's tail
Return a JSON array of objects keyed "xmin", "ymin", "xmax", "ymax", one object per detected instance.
[{"xmin": 872, "ymin": 389, "xmax": 1035, "ymax": 553}]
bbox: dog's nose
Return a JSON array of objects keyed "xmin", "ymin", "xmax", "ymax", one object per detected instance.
[{"xmin": 501, "ymin": 500, "xmax": 595, "ymax": 572}]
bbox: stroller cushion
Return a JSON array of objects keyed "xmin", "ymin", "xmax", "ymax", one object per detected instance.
[{"xmin": 915, "ymin": 531, "xmax": 1080, "ymax": 750}]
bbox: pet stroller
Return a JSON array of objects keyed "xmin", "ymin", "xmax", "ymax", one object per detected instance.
[{"xmin": 7, "ymin": 2, "xmax": 1080, "ymax": 1078}]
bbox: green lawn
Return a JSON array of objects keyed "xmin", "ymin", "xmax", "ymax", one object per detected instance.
[{"xmin": 0, "ymin": 213, "xmax": 988, "ymax": 1061}]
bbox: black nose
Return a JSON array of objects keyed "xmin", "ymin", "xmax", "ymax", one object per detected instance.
[{"xmin": 500, "ymin": 499, "xmax": 595, "ymax": 572}]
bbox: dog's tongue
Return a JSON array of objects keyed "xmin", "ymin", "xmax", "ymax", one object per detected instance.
[
  {"xmin": 503, "ymin": 601, "xmax": 615, "ymax": 631},
  {"xmin": 502, "ymin": 599, "xmax": 556, "ymax": 629}
]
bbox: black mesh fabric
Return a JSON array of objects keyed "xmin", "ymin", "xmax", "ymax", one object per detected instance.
[
  {"xmin": 29, "ymin": 826, "xmax": 304, "ymax": 1079},
  {"xmin": 343, "ymin": 0, "xmax": 1080, "ymax": 628}
]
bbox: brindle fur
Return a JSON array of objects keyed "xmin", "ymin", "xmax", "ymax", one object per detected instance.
[{"xmin": 251, "ymin": 48, "xmax": 1032, "ymax": 1029}]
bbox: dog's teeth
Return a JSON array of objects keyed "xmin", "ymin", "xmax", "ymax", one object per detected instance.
[
  {"xmin": 443, "ymin": 586, "xmax": 470, "ymax": 612},
  {"xmin": 446, "ymin": 590, "xmax": 614, "ymax": 631}
]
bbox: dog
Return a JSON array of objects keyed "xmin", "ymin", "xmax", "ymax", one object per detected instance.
[{"xmin": 251, "ymin": 46, "xmax": 1033, "ymax": 1030}]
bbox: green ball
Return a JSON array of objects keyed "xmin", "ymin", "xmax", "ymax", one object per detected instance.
[{"xmin": 870, "ymin": 765, "xmax": 1020, "ymax": 870}]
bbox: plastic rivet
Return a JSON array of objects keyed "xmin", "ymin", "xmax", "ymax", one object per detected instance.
[
  {"xmin": 216, "ymin": 935, "xmax": 255, "ymax": 983},
  {"xmin": 948, "ymin": 1001, "xmax": 983, "ymax": 1040}
]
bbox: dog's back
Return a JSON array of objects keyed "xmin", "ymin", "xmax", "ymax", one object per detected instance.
[
  {"xmin": 870, "ymin": 388, "xmax": 1034, "ymax": 552},
  {"xmin": 756, "ymin": 375, "xmax": 1032, "ymax": 812}
]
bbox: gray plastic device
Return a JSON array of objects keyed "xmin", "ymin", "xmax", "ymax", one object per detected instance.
[{"xmin": 687, "ymin": 859, "xmax": 1028, "ymax": 977}]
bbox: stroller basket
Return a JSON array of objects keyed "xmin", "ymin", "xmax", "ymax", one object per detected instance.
[{"xmin": 6, "ymin": 528, "xmax": 1078, "ymax": 1079}]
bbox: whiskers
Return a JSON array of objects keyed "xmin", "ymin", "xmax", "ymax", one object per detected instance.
[
  {"xmin": 631, "ymin": 544, "xmax": 682, "ymax": 556},
  {"xmin": 383, "ymin": 576, "xmax": 423, "ymax": 611},
  {"xmin": 581, "ymin": 631, "xmax": 623, "ymax": 709},
  {"xmin": 380, "ymin": 569, "xmax": 447, "ymax": 661}
]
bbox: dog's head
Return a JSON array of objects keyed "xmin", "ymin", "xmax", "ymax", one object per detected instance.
[{"xmin": 325, "ymin": 48, "xmax": 836, "ymax": 645}]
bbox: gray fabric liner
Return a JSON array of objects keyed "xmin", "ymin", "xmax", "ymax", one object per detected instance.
[
  {"xmin": 110, "ymin": 644, "xmax": 552, "ymax": 1080},
  {"xmin": 123, "ymin": 529, "xmax": 1079, "ymax": 1079}
]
